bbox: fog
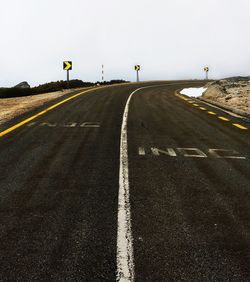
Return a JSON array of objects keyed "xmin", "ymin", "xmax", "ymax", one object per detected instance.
[{"xmin": 1, "ymin": 0, "xmax": 249, "ymax": 87}]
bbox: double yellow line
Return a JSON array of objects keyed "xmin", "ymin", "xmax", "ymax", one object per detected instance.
[{"xmin": 0, "ymin": 87, "xmax": 100, "ymax": 138}]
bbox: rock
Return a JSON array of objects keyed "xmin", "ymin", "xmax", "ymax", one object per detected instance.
[
  {"xmin": 14, "ymin": 81, "xmax": 31, "ymax": 89},
  {"xmin": 201, "ymin": 77, "xmax": 250, "ymax": 115},
  {"xmin": 202, "ymin": 84, "xmax": 225, "ymax": 101}
]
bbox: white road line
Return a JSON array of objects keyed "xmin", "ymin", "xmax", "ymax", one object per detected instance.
[
  {"xmin": 117, "ymin": 82, "xmax": 205, "ymax": 281},
  {"xmin": 117, "ymin": 85, "xmax": 159, "ymax": 281},
  {"xmin": 117, "ymin": 88, "xmax": 140, "ymax": 282}
]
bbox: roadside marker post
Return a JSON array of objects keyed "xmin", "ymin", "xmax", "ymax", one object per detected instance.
[
  {"xmin": 134, "ymin": 65, "xmax": 140, "ymax": 82},
  {"xmin": 204, "ymin": 66, "xmax": 209, "ymax": 80},
  {"xmin": 102, "ymin": 64, "xmax": 104, "ymax": 82},
  {"xmin": 63, "ymin": 61, "xmax": 72, "ymax": 89}
]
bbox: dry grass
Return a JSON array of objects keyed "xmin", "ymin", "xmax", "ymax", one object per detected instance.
[{"xmin": 0, "ymin": 87, "xmax": 89, "ymax": 125}]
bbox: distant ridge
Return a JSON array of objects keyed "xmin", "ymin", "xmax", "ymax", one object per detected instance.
[{"xmin": 222, "ymin": 76, "xmax": 250, "ymax": 82}]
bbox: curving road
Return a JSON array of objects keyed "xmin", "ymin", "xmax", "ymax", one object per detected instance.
[{"xmin": 0, "ymin": 81, "xmax": 249, "ymax": 281}]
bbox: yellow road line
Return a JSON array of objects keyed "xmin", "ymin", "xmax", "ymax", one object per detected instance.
[
  {"xmin": 207, "ymin": 111, "xmax": 216, "ymax": 115},
  {"xmin": 218, "ymin": 116, "xmax": 230, "ymax": 121},
  {"xmin": 233, "ymin": 123, "xmax": 248, "ymax": 130},
  {"xmin": 177, "ymin": 92, "xmax": 249, "ymax": 131},
  {"xmin": 0, "ymin": 87, "xmax": 100, "ymax": 138}
]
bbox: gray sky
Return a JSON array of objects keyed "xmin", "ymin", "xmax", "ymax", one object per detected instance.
[{"xmin": 1, "ymin": 0, "xmax": 249, "ymax": 87}]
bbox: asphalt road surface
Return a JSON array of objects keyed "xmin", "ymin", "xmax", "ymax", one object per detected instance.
[{"xmin": 0, "ymin": 81, "xmax": 249, "ymax": 281}]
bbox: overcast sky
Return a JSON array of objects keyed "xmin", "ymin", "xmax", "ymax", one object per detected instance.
[{"xmin": 1, "ymin": 0, "xmax": 249, "ymax": 87}]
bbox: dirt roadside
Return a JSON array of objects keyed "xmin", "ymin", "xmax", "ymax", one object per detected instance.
[{"xmin": 0, "ymin": 87, "xmax": 92, "ymax": 126}]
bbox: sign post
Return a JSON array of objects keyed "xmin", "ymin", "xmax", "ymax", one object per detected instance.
[
  {"xmin": 63, "ymin": 61, "xmax": 72, "ymax": 88},
  {"xmin": 204, "ymin": 67, "xmax": 209, "ymax": 80},
  {"xmin": 134, "ymin": 65, "xmax": 140, "ymax": 82}
]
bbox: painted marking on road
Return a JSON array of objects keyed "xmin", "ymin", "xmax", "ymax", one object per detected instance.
[
  {"xmin": 208, "ymin": 149, "xmax": 246, "ymax": 159},
  {"xmin": 177, "ymin": 148, "xmax": 207, "ymax": 158},
  {"xmin": 118, "ymin": 87, "xmax": 144, "ymax": 282},
  {"xmin": 218, "ymin": 116, "xmax": 230, "ymax": 122},
  {"xmin": 80, "ymin": 122, "xmax": 100, "ymax": 128},
  {"xmin": 176, "ymin": 93, "xmax": 249, "ymax": 132},
  {"xmin": 2, "ymin": 83, "xmax": 194, "ymax": 139},
  {"xmin": 63, "ymin": 122, "xmax": 77, "ymax": 128},
  {"xmin": 0, "ymin": 87, "xmax": 102, "ymax": 138},
  {"xmin": 207, "ymin": 111, "xmax": 217, "ymax": 115},
  {"xmin": 233, "ymin": 123, "xmax": 248, "ymax": 130},
  {"xmin": 40, "ymin": 122, "xmax": 57, "ymax": 127},
  {"xmin": 26, "ymin": 121, "xmax": 100, "ymax": 128},
  {"xmin": 138, "ymin": 147, "xmax": 246, "ymax": 159},
  {"xmin": 138, "ymin": 147, "xmax": 146, "ymax": 156},
  {"xmin": 151, "ymin": 147, "xmax": 177, "ymax": 157},
  {"xmin": 117, "ymin": 84, "xmax": 163, "ymax": 281},
  {"xmin": 27, "ymin": 122, "xmax": 36, "ymax": 127}
]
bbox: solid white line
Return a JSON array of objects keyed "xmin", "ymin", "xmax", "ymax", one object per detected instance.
[
  {"xmin": 117, "ymin": 82, "xmax": 204, "ymax": 281},
  {"xmin": 117, "ymin": 85, "xmax": 158, "ymax": 281}
]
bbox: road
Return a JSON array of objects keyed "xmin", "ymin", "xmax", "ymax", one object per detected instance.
[{"xmin": 0, "ymin": 81, "xmax": 249, "ymax": 281}]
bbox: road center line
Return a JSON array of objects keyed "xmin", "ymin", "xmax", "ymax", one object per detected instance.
[
  {"xmin": 117, "ymin": 85, "xmax": 159, "ymax": 281},
  {"xmin": 233, "ymin": 123, "xmax": 248, "ymax": 130},
  {"xmin": 207, "ymin": 111, "xmax": 216, "ymax": 115},
  {"xmin": 218, "ymin": 116, "xmax": 230, "ymax": 121},
  {"xmin": 117, "ymin": 84, "xmax": 206, "ymax": 282}
]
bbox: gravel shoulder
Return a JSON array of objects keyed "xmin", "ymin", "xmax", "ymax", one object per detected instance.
[{"xmin": 0, "ymin": 87, "xmax": 91, "ymax": 126}]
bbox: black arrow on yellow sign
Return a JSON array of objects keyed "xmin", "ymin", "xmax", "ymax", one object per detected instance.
[
  {"xmin": 63, "ymin": 61, "xmax": 72, "ymax": 71},
  {"xmin": 204, "ymin": 66, "xmax": 209, "ymax": 80},
  {"xmin": 135, "ymin": 65, "xmax": 140, "ymax": 71},
  {"xmin": 134, "ymin": 65, "xmax": 140, "ymax": 82}
]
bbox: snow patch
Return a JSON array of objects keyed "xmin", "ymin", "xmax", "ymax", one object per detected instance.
[{"xmin": 180, "ymin": 87, "xmax": 207, "ymax": 98}]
